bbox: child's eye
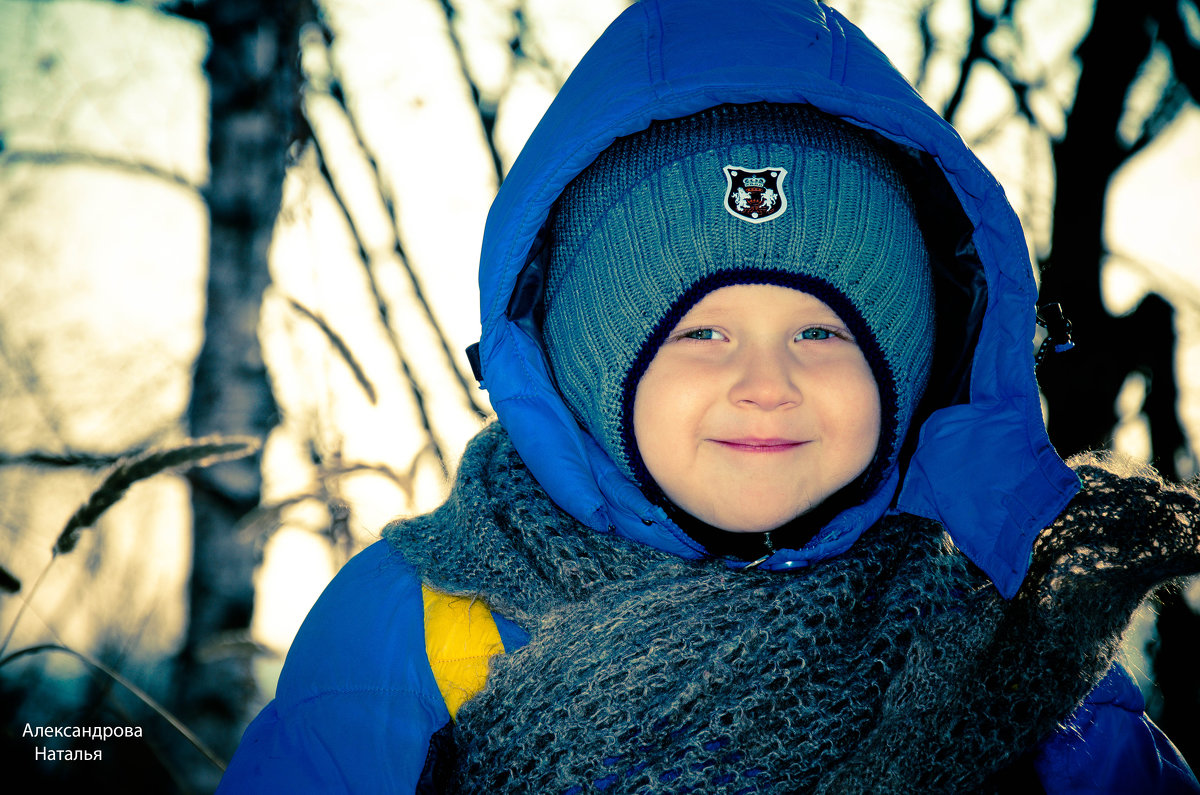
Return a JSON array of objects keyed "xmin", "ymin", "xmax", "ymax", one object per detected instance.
[
  {"xmin": 681, "ymin": 328, "xmax": 725, "ymax": 341},
  {"xmin": 796, "ymin": 327, "xmax": 837, "ymax": 341}
]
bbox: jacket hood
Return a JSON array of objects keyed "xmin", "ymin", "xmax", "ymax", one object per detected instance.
[{"xmin": 474, "ymin": 0, "xmax": 1079, "ymax": 598}]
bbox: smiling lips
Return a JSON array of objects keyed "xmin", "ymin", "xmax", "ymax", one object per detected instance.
[{"xmin": 711, "ymin": 438, "xmax": 807, "ymax": 452}]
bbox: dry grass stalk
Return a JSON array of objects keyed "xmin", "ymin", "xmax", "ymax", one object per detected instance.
[
  {"xmin": 55, "ymin": 435, "xmax": 261, "ymax": 555},
  {"xmin": 0, "ymin": 436, "xmax": 261, "ymax": 660},
  {"xmin": 236, "ymin": 448, "xmax": 426, "ymax": 548},
  {"xmin": 0, "ymin": 643, "xmax": 226, "ymax": 771}
]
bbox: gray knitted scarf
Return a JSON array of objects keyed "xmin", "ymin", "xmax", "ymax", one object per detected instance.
[{"xmin": 385, "ymin": 424, "xmax": 1200, "ymax": 794}]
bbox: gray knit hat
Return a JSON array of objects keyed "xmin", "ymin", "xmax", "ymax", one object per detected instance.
[{"xmin": 543, "ymin": 103, "xmax": 934, "ymax": 493}]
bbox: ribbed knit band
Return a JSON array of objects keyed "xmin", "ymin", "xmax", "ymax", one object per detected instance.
[{"xmin": 543, "ymin": 103, "xmax": 934, "ymax": 492}]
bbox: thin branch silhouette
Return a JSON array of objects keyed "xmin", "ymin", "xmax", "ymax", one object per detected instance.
[
  {"xmin": 286, "ymin": 297, "xmax": 378, "ymax": 405},
  {"xmin": 0, "ymin": 643, "xmax": 226, "ymax": 771},
  {"xmin": 0, "ymin": 149, "xmax": 200, "ymax": 195}
]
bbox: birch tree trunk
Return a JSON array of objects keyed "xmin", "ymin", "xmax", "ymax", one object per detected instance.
[{"xmin": 173, "ymin": 0, "xmax": 303, "ymax": 783}]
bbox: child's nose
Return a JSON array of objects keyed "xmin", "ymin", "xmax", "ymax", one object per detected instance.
[{"xmin": 728, "ymin": 345, "xmax": 802, "ymax": 409}]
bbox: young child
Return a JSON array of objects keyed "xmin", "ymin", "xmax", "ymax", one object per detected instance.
[{"xmin": 219, "ymin": 0, "xmax": 1200, "ymax": 792}]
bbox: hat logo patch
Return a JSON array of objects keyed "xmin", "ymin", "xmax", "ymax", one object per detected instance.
[{"xmin": 723, "ymin": 166, "xmax": 787, "ymax": 223}]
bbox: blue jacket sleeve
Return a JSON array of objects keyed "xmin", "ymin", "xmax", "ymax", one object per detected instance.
[
  {"xmin": 1035, "ymin": 664, "xmax": 1200, "ymax": 795},
  {"xmin": 217, "ymin": 541, "xmax": 452, "ymax": 793}
]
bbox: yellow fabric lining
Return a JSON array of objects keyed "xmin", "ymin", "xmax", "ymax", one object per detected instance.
[{"xmin": 421, "ymin": 585, "xmax": 505, "ymax": 721}]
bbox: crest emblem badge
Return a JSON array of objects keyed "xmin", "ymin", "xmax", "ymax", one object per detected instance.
[{"xmin": 723, "ymin": 166, "xmax": 788, "ymax": 223}]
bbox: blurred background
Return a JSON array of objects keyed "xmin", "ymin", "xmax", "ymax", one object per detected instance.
[{"xmin": 0, "ymin": 0, "xmax": 1197, "ymax": 790}]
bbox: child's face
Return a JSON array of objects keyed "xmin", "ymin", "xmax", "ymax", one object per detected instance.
[{"xmin": 632, "ymin": 284, "xmax": 881, "ymax": 533}]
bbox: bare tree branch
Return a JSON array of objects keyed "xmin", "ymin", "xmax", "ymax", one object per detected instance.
[
  {"xmin": 945, "ymin": 0, "xmax": 996, "ymax": 121},
  {"xmin": 1152, "ymin": 0, "xmax": 1200, "ymax": 101},
  {"xmin": 436, "ymin": 0, "xmax": 505, "ymax": 183},
  {"xmin": 303, "ymin": 22, "xmax": 491, "ymax": 422},
  {"xmin": 0, "ymin": 149, "xmax": 200, "ymax": 195},
  {"xmin": 0, "ymin": 564, "xmax": 19, "ymax": 594},
  {"xmin": 1128, "ymin": 76, "xmax": 1191, "ymax": 158},
  {"xmin": 513, "ymin": 3, "xmax": 570, "ymax": 92},
  {"xmin": 305, "ymin": 131, "xmax": 449, "ymax": 474},
  {"xmin": 913, "ymin": 1, "xmax": 935, "ymax": 94},
  {"xmin": 286, "ymin": 297, "xmax": 378, "ymax": 405}
]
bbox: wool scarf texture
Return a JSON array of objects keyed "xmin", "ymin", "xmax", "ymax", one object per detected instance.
[{"xmin": 384, "ymin": 424, "xmax": 1200, "ymax": 794}]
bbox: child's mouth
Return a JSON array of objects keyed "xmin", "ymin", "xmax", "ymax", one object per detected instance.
[{"xmin": 712, "ymin": 438, "xmax": 806, "ymax": 452}]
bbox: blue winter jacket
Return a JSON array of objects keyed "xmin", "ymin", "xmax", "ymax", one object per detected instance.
[{"xmin": 220, "ymin": 0, "xmax": 1199, "ymax": 791}]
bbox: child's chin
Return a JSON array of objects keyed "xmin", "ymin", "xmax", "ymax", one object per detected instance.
[{"xmin": 703, "ymin": 509, "xmax": 803, "ymax": 534}]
